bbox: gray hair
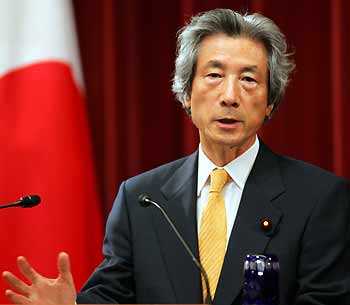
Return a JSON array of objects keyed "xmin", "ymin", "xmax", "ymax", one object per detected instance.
[{"xmin": 172, "ymin": 8, "xmax": 295, "ymax": 117}]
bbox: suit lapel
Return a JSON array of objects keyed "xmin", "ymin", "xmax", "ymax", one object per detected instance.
[
  {"xmin": 151, "ymin": 152, "xmax": 202, "ymax": 303},
  {"xmin": 214, "ymin": 142, "xmax": 285, "ymax": 305}
]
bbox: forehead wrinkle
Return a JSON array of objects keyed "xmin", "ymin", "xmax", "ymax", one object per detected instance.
[{"xmin": 203, "ymin": 59, "xmax": 225, "ymax": 69}]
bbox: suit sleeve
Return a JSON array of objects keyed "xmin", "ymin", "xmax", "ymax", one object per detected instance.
[
  {"xmin": 295, "ymin": 178, "xmax": 349, "ymax": 305},
  {"xmin": 77, "ymin": 181, "xmax": 136, "ymax": 304}
]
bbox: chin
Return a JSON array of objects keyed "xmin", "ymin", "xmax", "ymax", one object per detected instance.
[
  {"xmin": 214, "ymin": 138, "xmax": 243, "ymax": 148},
  {"xmin": 219, "ymin": 136, "xmax": 254, "ymax": 150}
]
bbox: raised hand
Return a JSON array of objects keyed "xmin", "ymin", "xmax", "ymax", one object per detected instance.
[{"xmin": 2, "ymin": 252, "xmax": 77, "ymax": 304}]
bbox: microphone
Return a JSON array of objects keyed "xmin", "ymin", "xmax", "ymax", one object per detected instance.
[
  {"xmin": 0, "ymin": 195, "xmax": 41, "ymax": 209},
  {"xmin": 138, "ymin": 194, "xmax": 213, "ymax": 304}
]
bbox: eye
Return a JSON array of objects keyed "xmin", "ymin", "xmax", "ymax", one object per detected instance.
[
  {"xmin": 242, "ymin": 76, "xmax": 256, "ymax": 83},
  {"xmin": 206, "ymin": 73, "xmax": 222, "ymax": 78}
]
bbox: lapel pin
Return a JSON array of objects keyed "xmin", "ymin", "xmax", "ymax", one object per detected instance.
[{"xmin": 261, "ymin": 218, "xmax": 273, "ymax": 232}]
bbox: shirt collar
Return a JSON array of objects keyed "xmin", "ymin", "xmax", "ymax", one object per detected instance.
[{"xmin": 197, "ymin": 136, "xmax": 260, "ymax": 196}]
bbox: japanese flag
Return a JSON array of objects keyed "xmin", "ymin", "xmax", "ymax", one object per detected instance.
[{"xmin": 0, "ymin": 0, "xmax": 103, "ymax": 301}]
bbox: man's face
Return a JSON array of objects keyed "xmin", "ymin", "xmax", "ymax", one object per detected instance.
[{"xmin": 185, "ymin": 34, "xmax": 273, "ymax": 157}]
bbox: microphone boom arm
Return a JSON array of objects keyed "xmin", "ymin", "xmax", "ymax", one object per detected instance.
[{"xmin": 142, "ymin": 196, "xmax": 213, "ymax": 304}]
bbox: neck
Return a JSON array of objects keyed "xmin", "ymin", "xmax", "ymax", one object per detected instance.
[{"xmin": 200, "ymin": 138, "xmax": 256, "ymax": 167}]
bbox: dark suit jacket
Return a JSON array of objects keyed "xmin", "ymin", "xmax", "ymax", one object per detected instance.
[{"xmin": 77, "ymin": 142, "xmax": 349, "ymax": 304}]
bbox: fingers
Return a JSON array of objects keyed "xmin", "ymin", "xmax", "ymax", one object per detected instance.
[
  {"xmin": 2, "ymin": 271, "xmax": 30, "ymax": 295},
  {"xmin": 57, "ymin": 252, "xmax": 74, "ymax": 283},
  {"xmin": 17, "ymin": 256, "xmax": 40, "ymax": 283},
  {"xmin": 5, "ymin": 289, "xmax": 30, "ymax": 304}
]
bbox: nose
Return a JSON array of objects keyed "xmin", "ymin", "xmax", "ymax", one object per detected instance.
[{"xmin": 221, "ymin": 78, "xmax": 239, "ymax": 108}]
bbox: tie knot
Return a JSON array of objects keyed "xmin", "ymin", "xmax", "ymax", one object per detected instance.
[{"xmin": 209, "ymin": 169, "xmax": 229, "ymax": 193}]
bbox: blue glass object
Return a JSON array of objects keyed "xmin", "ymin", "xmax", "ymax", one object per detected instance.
[{"xmin": 243, "ymin": 254, "xmax": 279, "ymax": 305}]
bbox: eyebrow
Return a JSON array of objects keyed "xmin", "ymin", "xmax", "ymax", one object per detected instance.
[{"xmin": 240, "ymin": 66, "xmax": 259, "ymax": 73}]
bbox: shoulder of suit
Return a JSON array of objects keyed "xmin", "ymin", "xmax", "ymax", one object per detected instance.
[
  {"xmin": 275, "ymin": 153, "xmax": 346, "ymax": 186},
  {"xmin": 256, "ymin": 142, "xmax": 345, "ymax": 187},
  {"xmin": 125, "ymin": 153, "xmax": 196, "ymax": 189}
]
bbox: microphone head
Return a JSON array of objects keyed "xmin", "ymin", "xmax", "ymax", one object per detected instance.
[
  {"xmin": 20, "ymin": 195, "xmax": 41, "ymax": 208},
  {"xmin": 138, "ymin": 194, "xmax": 152, "ymax": 207}
]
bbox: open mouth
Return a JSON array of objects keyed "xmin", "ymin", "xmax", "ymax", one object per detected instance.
[{"xmin": 218, "ymin": 118, "xmax": 238, "ymax": 124}]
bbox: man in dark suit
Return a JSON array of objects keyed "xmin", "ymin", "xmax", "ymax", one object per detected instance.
[{"xmin": 3, "ymin": 8, "xmax": 349, "ymax": 305}]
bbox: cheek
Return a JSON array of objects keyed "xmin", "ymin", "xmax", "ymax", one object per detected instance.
[
  {"xmin": 191, "ymin": 100, "xmax": 212, "ymax": 123},
  {"xmin": 190, "ymin": 103, "xmax": 209, "ymax": 128},
  {"xmin": 245, "ymin": 100, "xmax": 269, "ymax": 123},
  {"xmin": 189, "ymin": 110, "xmax": 202, "ymax": 131},
  {"xmin": 250, "ymin": 92, "xmax": 269, "ymax": 111}
]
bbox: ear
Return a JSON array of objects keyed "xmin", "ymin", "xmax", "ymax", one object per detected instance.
[
  {"xmin": 266, "ymin": 103, "xmax": 274, "ymax": 117},
  {"xmin": 184, "ymin": 94, "xmax": 191, "ymax": 109}
]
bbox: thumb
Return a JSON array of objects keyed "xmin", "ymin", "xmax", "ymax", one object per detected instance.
[{"xmin": 57, "ymin": 252, "xmax": 74, "ymax": 283}]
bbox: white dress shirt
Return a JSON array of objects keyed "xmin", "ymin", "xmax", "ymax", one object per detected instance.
[{"xmin": 196, "ymin": 136, "xmax": 259, "ymax": 248}]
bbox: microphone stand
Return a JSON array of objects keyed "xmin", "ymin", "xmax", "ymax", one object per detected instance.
[{"xmin": 139, "ymin": 194, "xmax": 213, "ymax": 304}]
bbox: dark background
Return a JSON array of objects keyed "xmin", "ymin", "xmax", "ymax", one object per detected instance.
[{"xmin": 73, "ymin": 0, "xmax": 349, "ymax": 218}]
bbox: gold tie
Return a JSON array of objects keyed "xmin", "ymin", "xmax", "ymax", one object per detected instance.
[{"xmin": 199, "ymin": 168, "xmax": 229, "ymax": 301}]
